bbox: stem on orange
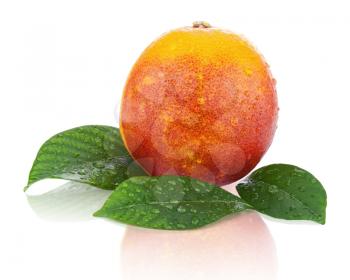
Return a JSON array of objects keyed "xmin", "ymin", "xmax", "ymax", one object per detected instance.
[{"xmin": 192, "ymin": 21, "xmax": 212, "ymax": 28}]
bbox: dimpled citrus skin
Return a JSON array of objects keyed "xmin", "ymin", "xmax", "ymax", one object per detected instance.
[{"xmin": 120, "ymin": 24, "xmax": 278, "ymax": 186}]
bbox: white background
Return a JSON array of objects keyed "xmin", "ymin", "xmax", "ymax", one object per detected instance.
[{"xmin": 1, "ymin": 0, "xmax": 349, "ymax": 279}]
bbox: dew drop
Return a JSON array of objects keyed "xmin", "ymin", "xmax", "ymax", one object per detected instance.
[
  {"xmin": 177, "ymin": 205, "xmax": 187, "ymax": 213},
  {"xmin": 268, "ymin": 185, "xmax": 278, "ymax": 194},
  {"xmin": 266, "ymin": 169, "xmax": 276, "ymax": 175},
  {"xmin": 192, "ymin": 218, "xmax": 199, "ymax": 225},
  {"xmin": 106, "ymin": 169, "xmax": 116, "ymax": 176},
  {"xmin": 93, "ymin": 161, "xmax": 104, "ymax": 169},
  {"xmin": 294, "ymin": 168, "xmax": 305, "ymax": 173},
  {"xmin": 77, "ymin": 169, "xmax": 86, "ymax": 175},
  {"xmin": 178, "ymin": 178, "xmax": 186, "ymax": 184},
  {"xmin": 234, "ymin": 204, "xmax": 245, "ymax": 211},
  {"xmin": 176, "ymin": 224, "xmax": 186, "ymax": 229},
  {"xmin": 197, "ymin": 182, "xmax": 206, "ymax": 187}
]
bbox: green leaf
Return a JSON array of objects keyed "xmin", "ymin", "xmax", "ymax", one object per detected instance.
[
  {"xmin": 237, "ymin": 164, "xmax": 327, "ymax": 224},
  {"xmin": 94, "ymin": 176, "xmax": 252, "ymax": 230},
  {"xmin": 25, "ymin": 125, "xmax": 147, "ymax": 191}
]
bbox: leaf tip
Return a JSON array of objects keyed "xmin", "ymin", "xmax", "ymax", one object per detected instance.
[
  {"xmin": 23, "ymin": 185, "xmax": 30, "ymax": 192},
  {"xmin": 93, "ymin": 210, "xmax": 103, "ymax": 217},
  {"xmin": 318, "ymin": 215, "xmax": 326, "ymax": 225}
]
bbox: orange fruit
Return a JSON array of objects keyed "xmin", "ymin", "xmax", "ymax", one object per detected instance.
[{"xmin": 120, "ymin": 22, "xmax": 278, "ymax": 185}]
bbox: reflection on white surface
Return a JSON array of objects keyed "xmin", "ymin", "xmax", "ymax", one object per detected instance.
[
  {"xmin": 26, "ymin": 182, "xmax": 112, "ymax": 221},
  {"xmin": 121, "ymin": 212, "xmax": 278, "ymax": 280}
]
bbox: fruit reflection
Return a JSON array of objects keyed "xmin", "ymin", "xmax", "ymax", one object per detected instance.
[{"xmin": 121, "ymin": 212, "xmax": 277, "ymax": 280}]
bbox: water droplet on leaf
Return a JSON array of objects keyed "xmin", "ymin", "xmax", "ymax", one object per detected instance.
[
  {"xmin": 151, "ymin": 209, "xmax": 160, "ymax": 214},
  {"xmin": 176, "ymin": 224, "xmax": 186, "ymax": 229},
  {"xmin": 192, "ymin": 218, "xmax": 199, "ymax": 225},
  {"xmin": 268, "ymin": 185, "xmax": 278, "ymax": 194},
  {"xmin": 77, "ymin": 169, "xmax": 86, "ymax": 175},
  {"xmin": 177, "ymin": 205, "xmax": 186, "ymax": 213},
  {"xmin": 93, "ymin": 161, "xmax": 105, "ymax": 169}
]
